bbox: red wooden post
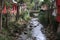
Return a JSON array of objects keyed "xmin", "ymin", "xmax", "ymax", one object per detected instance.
[
  {"xmin": 56, "ymin": 0, "xmax": 60, "ymax": 33},
  {"xmin": 56, "ymin": 0, "xmax": 60, "ymax": 23}
]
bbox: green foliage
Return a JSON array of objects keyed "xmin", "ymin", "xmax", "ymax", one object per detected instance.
[
  {"xmin": 1, "ymin": 0, "xmax": 55, "ymax": 40},
  {"xmin": 23, "ymin": 10, "xmax": 30, "ymax": 21},
  {"xmin": 44, "ymin": 0, "xmax": 51, "ymax": 6},
  {"xmin": 38, "ymin": 10, "xmax": 49, "ymax": 26},
  {"xmin": 23, "ymin": 0, "xmax": 30, "ymax": 3},
  {"xmin": 0, "ymin": 35, "xmax": 13, "ymax": 40},
  {"xmin": 5, "ymin": 1, "xmax": 12, "ymax": 8},
  {"xmin": 0, "ymin": 28, "xmax": 13, "ymax": 40},
  {"xmin": 27, "ymin": 2, "xmax": 35, "ymax": 9}
]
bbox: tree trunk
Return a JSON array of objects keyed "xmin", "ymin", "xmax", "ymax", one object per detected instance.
[
  {"xmin": 0, "ymin": 0, "xmax": 2, "ymax": 32},
  {"xmin": 0, "ymin": 14, "xmax": 2, "ymax": 32}
]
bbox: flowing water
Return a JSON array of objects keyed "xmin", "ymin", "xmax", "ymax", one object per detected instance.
[
  {"xmin": 29, "ymin": 18, "xmax": 46, "ymax": 40},
  {"xmin": 17, "ymin": 18, "xmax": 47, "ymax": 40}
]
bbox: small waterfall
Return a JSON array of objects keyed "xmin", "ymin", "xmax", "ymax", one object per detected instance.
[{"xmin": 29, "ymin": 18, "xmax": 47, "ymax": 40}]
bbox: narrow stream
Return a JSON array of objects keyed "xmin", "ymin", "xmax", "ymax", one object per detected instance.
[
  {"xmin": 17, "ymin": 18, "xmax": 47, "ymax": 40},
  {"xmin": 29, "ymin": 18, "xmax": 47, "ymax": 40}
]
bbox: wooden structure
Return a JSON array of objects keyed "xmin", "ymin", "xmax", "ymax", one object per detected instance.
[{"xmin": 56, "ymin": 0, "xmax": 60, "ymax": 22}]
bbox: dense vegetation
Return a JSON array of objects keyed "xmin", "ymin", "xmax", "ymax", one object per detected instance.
[{"xmin": 0, "ymin": 0, "xmax": 57, "ymax": 40}]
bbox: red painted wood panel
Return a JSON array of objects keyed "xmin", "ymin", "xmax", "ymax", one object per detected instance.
[
  {"xmin": 56, "ymin": 0, "xmax": 60, "ymax": 22},
  {"xmin": 56, "ymin": 0, "xmax": 60, "ymax": 6}
]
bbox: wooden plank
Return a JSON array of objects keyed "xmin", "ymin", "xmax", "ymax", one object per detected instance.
[{"xmin": 30, "ymin": 10, "xmax": 39, "ymax": 13}]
